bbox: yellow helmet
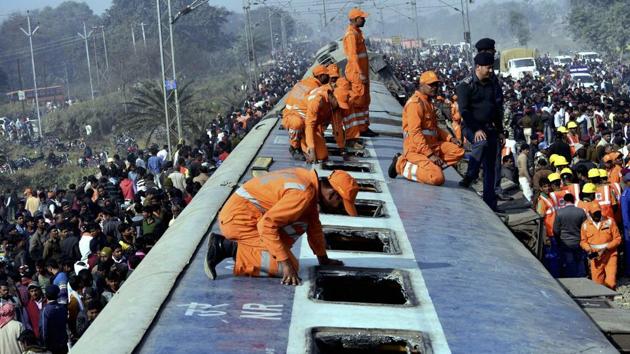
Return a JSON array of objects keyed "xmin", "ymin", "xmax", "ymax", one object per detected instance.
[
  {"xmin": 554, "ymin": 156, "xmax": 569, "ymax": 167},
  {"xmin": 557, "ymin": 126, "xmax": 569, "ymax": 134},
  {"xmin": 567, "ymin": 121, "xmax": 578, "ymax": 129},
  {"xmin": 587, "ymin": 168, "xmax": 600, "ymax": 179},
  {"xmin": 582, "ymin": 183, "xmax": 597, "ymax": 194},
  {"xmin": 549, "ymin": 154, "xmax": 560, "ymax": 166},
  {"xmin": 599, "ymin": 169, "xmax": 608, "ymax": 179},
  {"xmin": 548, "ymin": 172, "xmax": 561, "ymax": 182},
  {"xmin": 560, "ymin": 168, "xmax": 573, "ymax": 176}
]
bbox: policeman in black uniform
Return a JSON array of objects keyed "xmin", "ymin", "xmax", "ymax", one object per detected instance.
[
  {"xmin": 473, "ymin": 38, "xmax": 512, "ymax": 202},
  {"xmin": 457, "ymin": 52, "xmax": 503, "ymax": 211}
]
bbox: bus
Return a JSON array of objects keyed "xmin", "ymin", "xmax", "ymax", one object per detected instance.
[{"xmin": 5, "ymin": 85, "xmax": 65, "ymax": 104}]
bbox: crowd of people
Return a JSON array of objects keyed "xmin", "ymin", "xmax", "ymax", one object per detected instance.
[
  {"xmin": 0, "ymin": 46, "xmax": 312, "ymax": 353},
  {"xmin": 386, "ymin": 41, "xmax": 630, "ymax": 290}
]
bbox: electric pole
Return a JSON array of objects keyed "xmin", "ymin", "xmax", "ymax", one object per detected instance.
[
  {"xmin": 156, "ymin": 0, "xmax": 172, "ymax": 157},
  {"xmin": 166, "ymin": 0, "xmax": 183, "ymax": 140},
  {"xmin": 243, "ymin": 1, "xmax": 258, "ymax": 88},
  {"xmin": 267, "ymin": 7, "xmax": 275, "ymax": 59},
  {"xmin": 101, "ymin": 26, "xmax": 109, "ymax": 70},
  {"xmin": 78, "ymin": 22, "xmax": 95, "ymax": 101},
  {"xmin": 131, "ymin": 25, "xmax": 137, "ymax": 54},
  {"xmin": 280, "ymin": 13, "xmax": 287, "ymax": 50},
  {"xmin": 20, "ymin": 10, "xmax": 43, "ymax": 138},
  {"xmin": 140, "ymin": 22, "xmax": 147, "ymax": 48},
  {"xmin": 16, "ymin": 59, "xmax": 25, "ymax": 116},
  {"xmin": 92, "ymin": 34, "xmax": 100, "ymax": 86},
  {"xmin": 411, "ymin": 0, "xmax": 421, "ymax": 59}
]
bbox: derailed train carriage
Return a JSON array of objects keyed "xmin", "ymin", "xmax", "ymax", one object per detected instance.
[{"xmin": 73, "ymin": 40, "xmax": 617, "ymax": 354}]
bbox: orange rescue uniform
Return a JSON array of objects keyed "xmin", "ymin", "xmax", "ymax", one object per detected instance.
[
  {"xmin": 609, "ymin": 165, "xmax": 622, "ymax": 184},
  {"xmin": 580, "ymin": 217, "xmax": 622, "ymax": 289},
  {"xmin": 537, "ymin": 193, "xmax": 556, "ymax": 237},
  {"xmin": 595, "ymin": 184, "xmax": 617, "ymax": 220},
  {"xmin": 343, "ymin": 24, "xmax": 370, "ymax": 139},
  {"xmin": 450, "ymin": 99, "xmax": 463, "ymax": 142},
  {"xmin": 567, "ymin": 133, "xmax": 579, "ymax": 157},
  {"xmin": 304, "ymin": 86, "xmax": 334, "ymax": 161},
  {"xmin": 561, "ymin": 183, "xmax": 581, "ymax": 203},
  {"xmin": 282, "ymin": 76, "xmax": 322, "ymax": 149},
  {"xmin": 218, "ymin": 168, "xmax": 326, "ymax": 277},
  {"xmin": 394, "ymin": 91, "xmax": 464, "ymax": 185}
]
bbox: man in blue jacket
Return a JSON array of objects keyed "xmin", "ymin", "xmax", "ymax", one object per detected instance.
[{"xmin": 39, "ymin": 284, "xmax": 68, "ymax": 354}]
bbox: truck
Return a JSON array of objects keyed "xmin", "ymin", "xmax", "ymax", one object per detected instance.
[
  {"xmin": 499, "ymin": 48, "xmax": 539, "ymax": 79},
  {"xmin": 552, "ymin": 55, "xmax": 573, "ymax": 66},
  {"xmin": 577, "ymin": 51, "xmax": 602, "ymax": 63}
]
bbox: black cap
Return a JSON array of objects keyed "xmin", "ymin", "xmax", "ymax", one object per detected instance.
[
  {"xmin": 475, "ymin": 38, "xmax": 495, "ymax": 51},
  {"xmin": 474, "ymin": 52, "xmax": 495, "ymax": 66}
]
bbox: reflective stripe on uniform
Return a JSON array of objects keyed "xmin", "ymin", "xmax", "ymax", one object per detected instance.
[
  {"xmin": 422, "ymin": 129, "xmax": 437, "ymax": 136},
  {"xmin": 282, "ymin": 221, "xmax": 309, "ymax": 240},
  {"xmin": 403, "ymin": 161, "xmax": 418, "ymax": 182},
  {"xmin": 235, "ymin": 187, "xmax": 267, "ymax": 213},
  {"xmin": 539, "ymin": 195, "xmax": 554, "ymax": 215},
  {"xmin": 284, "ymin": 182, "xmax": 305, "ymax": 191},
  {"xmin": 260, "ymin": 251, "xmax": 271, "ymax": 276},
  {"xmin": 357, "ymin": 52, "xmax": 368, "ymax": 59},
  {"xmin": 344, "ymin": 119, "xmax": 368, "ymax": 129}
]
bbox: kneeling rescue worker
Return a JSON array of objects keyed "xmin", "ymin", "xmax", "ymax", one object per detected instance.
[
  {"xmin": 205, "ymin": 168, "xmax": 358, "ymax": 285},
  {"xmin": 388, "ymin": 70, "xmax": 464, "ymax": 185}
]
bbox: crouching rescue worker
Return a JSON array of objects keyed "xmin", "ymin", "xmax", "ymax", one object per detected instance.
[
  {"xmin": 282, "ymin": 65, "xmax": 330, "ymax": 160},
  {"xmin": 204, "ymin": 168, "xmax": 358, "ymax": 285},
  {"xmin": 303, "ymin": 84, "xmax": 349, "ymax": 163},
  {"xmin": 580, "ymin": 202, "xmax": 622, "ymax": 289},
  {"xmin": 388, "ymin": 71, "xmax": 464, "ymax": 185}
]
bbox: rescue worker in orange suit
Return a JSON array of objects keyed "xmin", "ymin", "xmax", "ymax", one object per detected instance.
[
  {"xmin": 449, "ymin": 95, "xmax": 463, "ymax": 142},
  {"xmin": 560, "ymin": 168, "xmax": 580, "ymax": 203},
  {"xmin": 303, "ymin": 85, "xmax": 349, "ymax": 163},
  {"xmin": 343, "ymin": 8, "xmax": 378, "ymax": 139},
  {"xmin": 387, "ymin": 71, "xmax": 464, "ymax": 185},
  {"xmin": 537, "ymin": 177, "xmax": 556, "ymax": 239},
  {"xmin": 566, "ymin": 121, "xmax": 580, "ymax": 156},
  {"xmin": 603, "ymin": 152, "xmax": 623, "ymax": 185},
  {"xmin": 326, "ymin": 64, "xmax": 352, "ymax": 150},
  {"xmin": 205, "ymin": 168, "xmax": 358, "ymax": 285},
  {"xmin": 282, "ymin": 65, "xmax": 329, "ymax": 160},
  {"xmin": 589, "ymin": 168, "xmax": 618, "ymax": 220},
  {"xmin": 548, "ymin": 172, "xmax": 568, "ymax": 209},
  {"xmin": 580, "ymin": 202, "xmax": 622, "ymax": 289}
]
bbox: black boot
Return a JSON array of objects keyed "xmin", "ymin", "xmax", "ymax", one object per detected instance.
[
  {"xmin": 204, "ymin": 233, "xmax": 237, "ymax": 280},
  {"xmin": 458, "ymin": 176, "xmax": 473, "ymax": 188},
  {"xmin": 289, "ymin": 147, "xmax": 305, "ymax": 161},
  {"xmin": 388, "ymin": 153, "xmax": 401, "ymax": 179},
  {"xmin": 360, "ymin": 128, "xmax": 379, "ymax": 137}
]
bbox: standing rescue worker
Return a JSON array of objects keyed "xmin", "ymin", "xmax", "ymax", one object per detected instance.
[
  {"xmin": 282, "ymin": 65, "xmax": 329, "ymax": 160},
  {"xmin": 554, "ymin": 193, "xmax": 587, "ymax": 277},
  {"xmin": 458, "ymin": 52, "xmax": 503, "ymax": 210},
  {"xmin": 580, "ymin": 202, "xmax": 622, "ymax": 289},
  {"xmin": 388, "ymin": 71, "xmax": 464, "ymax": 185},
  {"xmin": 537, "ymin": 177, "xmax": 556, "ymax": 238},
  {"xmin": 343, "ymin": 8, "xmax": 378, "ymax": 139},
  {"xmin": 204, "ymin": 168, "xmax": 357, "ymax": 285},
  {"xmin": 566, "ymin": 121, "xmax": 580, "ymax": 157},
  {"xmin": 450, "ymin": 95, "xmax": 463, "ymax": 141}
]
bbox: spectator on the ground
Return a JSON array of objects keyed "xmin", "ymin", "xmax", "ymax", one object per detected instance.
[{"xmin": 0, "ymin": 303, "xmax": 23, "ymax": 354}]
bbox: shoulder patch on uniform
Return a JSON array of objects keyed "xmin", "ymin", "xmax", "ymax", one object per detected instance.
[{"xmin": 461, "ymin": 76, "xmax": 473, "ymax": 85}]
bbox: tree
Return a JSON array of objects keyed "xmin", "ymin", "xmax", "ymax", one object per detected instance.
[
  {"xmin": 568, "ymin": 0, "xmax": 630, "ymax": 59},
  {"xmin": 509, "ymin": 10, "xmax": 531, "ymax": 46},
  {"xmin": 123, "ymin": 80, "xmax": 194, "ymax": 145}
]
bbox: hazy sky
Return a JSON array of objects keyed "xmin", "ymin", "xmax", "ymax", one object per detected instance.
[{"xmin": 0, "ymin": 0, "xmax": 244, "ymax": 15}]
